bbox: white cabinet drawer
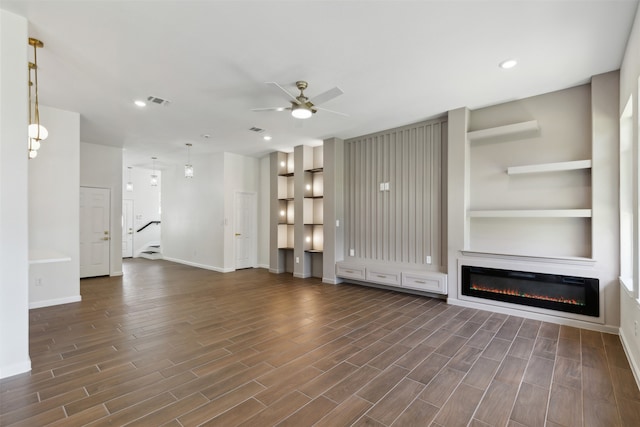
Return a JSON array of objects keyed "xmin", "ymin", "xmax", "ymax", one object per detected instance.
[
  {"xmin": 402, "ymin": 272, "xmax": 447, "ymax": 294},
  {"xmin": 336, "ymin": 263, "xmax": 365, "ymax": 280},
  {"xmin": 366, "ymin": 269, "xmax": 401, "ymax": 286}
]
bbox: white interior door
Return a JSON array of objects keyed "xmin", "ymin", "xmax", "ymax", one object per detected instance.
[
  {"xmin": 234, "ymin": 191, "xmax": 257, "ymax": 270},
  {"xmin": 80, "ymin": 187, "xmax": 110, "ymax": 278},
  {"xmin": 122, "ymin": 199, "xmax": 134, "ymax": 258}
]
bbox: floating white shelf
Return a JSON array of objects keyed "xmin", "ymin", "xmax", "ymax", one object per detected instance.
[
  {"xmin": 469, "ymin": 209, "xmax": 592, "ymax": 218},
  {"xmin": 467, "ymin": 120, "xmax": 539, "ymax": 142},
  {"xmin": 507, "ymin": 159, "xmax": 592, "ymax": 175},
  {"xmin": 460, "ymin": 250, "xmax": 596, "ymax": 265}
]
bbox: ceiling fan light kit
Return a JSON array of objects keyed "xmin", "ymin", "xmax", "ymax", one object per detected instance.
[{"xmin": 291, "ymin": 104, "xmax": 313, "ymax": 119}]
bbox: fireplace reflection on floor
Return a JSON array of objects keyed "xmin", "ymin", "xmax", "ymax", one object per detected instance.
[{"xmin": 461, "ymin": 265, "xmax": 599, "ymax": 317}]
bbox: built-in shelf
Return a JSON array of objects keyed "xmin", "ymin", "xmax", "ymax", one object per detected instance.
[
  {"xmin": 29, "ymin": 250, "xmax": 72, "ymax": 264},
  {"xmin": 278, "ymin": 172, "xmax": 294, "ymax": 177},
  {"xmin": 279, "ymin": 247, "xmax": 294, "ymax": 250},
  {"xmin": 460, "ymin": 250, "xmax": 596, "ymax": 266},
  {"xmin": 469, "ymin": 209, "xmax": 592, "ymax": 218},
  {"xmin": 306, "ymin": 249, "xmax": 323, "ymax": 253},
  {"xmin": 507, "ymin": 159, "xmax": 592, "ymax": 175},
  {"xmin": 468, "ymin": 120, "xmax": 539, "ymax": 142},
  {"xmin": 305, "ymin": 167, "xmax": 323, "ymax": 173}
]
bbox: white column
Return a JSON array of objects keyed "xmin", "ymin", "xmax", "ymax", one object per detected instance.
[{"xmin": 0, "ymin": 9, "xmax": 31, "ymax": 378}]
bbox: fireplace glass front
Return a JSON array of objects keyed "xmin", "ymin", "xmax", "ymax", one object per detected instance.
[{"xmin": 461, "ymin": 265, "xmax": 599, "ymax": 317}]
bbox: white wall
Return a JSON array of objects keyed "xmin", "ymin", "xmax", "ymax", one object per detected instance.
[
  {"xmin": 122, "ymin": 166, "xmax": 161, "ymax": 256},
  {"xmin": 162, "ymin": 153, "xmax": 225, "ymax": 270},
  {"xmin": 619, "ymin": 3, "xmax": 640, "ymax": 379},
  {"xmin": 80, "ymin": 142, "xmax": 123, "ymax": 276},
  {"xmin": 258, "ymin": 155, "xmax": 270, "ymax": 268},
  {"xmin": 0, "ymin": 9, "xmax": 30, "ymax": 379},
  {"xmin": 162, "ymin": 152, "xmax": 259, "ymax": 272},
  {"xmin": 223, "ymin": 152, "xmax": 259, "ymax": 271},
  {"xmin": 29, "ymin": 105, "xmax": 81, "ymax": 308}
]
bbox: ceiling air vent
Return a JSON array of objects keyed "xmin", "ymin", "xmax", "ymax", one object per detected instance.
[
  {"xmin": 147, "ymin": 96, "xmax": 170, "ymax": 106},
  {"xmin": 249, "ymin": 127, "xmax": 265, "ymax": 133}
]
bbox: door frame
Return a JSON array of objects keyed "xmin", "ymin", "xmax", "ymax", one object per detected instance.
[
  {"xmin": 80, "ymin": 186, "xmax": 111, "ymax": 278},
  {"xmin": 234, "ymin": 190, "xmax": 258, "ymax": 270},
  {"xmin": 122, "ymin": 199, "xmax": 134, "ymax": 258}
]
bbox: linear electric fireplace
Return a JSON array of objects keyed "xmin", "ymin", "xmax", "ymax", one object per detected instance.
[{"xmin": 461, "ymin": 265, "xmax": 599, "ymax": 317}]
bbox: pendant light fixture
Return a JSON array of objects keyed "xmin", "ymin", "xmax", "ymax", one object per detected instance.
[
  {"xmin": 150, "ymin": 157, "xmax": 158, "ymax": 186},
  {"xmin": 126, "ymin": 167, "xmax": 134, "ymax": 191},
  {"xmin": 184, "ymin": 143, "xmax": 194, "ymax": 178},
  {"xmin": 27, "ymin": 37, "xmax": 48, "ymax": 159}
]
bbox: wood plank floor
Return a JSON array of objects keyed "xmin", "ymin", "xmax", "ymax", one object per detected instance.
[{"xmin": 1, "ymin": 258, "xmax": 639, "ymax": 426}]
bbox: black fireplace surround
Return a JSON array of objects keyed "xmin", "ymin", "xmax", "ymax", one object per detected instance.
[{"xmin": 461, "ymin": 265, "xmax": 599, "ymax": 317}]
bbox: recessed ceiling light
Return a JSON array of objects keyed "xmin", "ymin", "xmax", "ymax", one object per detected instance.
[
  {"xmin": 134, "ymin": 100, "xmax": 147, "ymax": 107},
  {"xmin": 201, "ymin": 134, "xmax": 211, "ymax": 139},
  {"xmin": 499, "ymin": 59, "xmax": 518, "ymax": 69},
  {"xmin": 263, "ymin": 135, "xmax": 272, "ymax": 141}
]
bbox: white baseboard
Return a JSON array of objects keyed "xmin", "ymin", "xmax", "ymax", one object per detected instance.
[
  {"xmin": 0, "ymin": 359, "xmax": 31, "ymax": 379},
  {"xmin": 162, "ymin": 256, "xmax": 234, "ymax": 273},
  {"xmin": 447, "ymin": 297, "xmax": 619, "ymax": 334},
  {"xmin": 110, "ymin": 271, "xmax": 123, "ymax": 277},
  {"xmin": 619, "ymin": 327, "xmax": 640, "ymax": 392},
  {"xmin": 323, "ymin": 277, "xmax": 343, "ymax": 284},
  {"xmin": 257, "ymin": 264, "xmax": 269, "ymax": 269},
  {"xmin": 29, "ymin": 295, "xmax": 81, "ymax": 310}
]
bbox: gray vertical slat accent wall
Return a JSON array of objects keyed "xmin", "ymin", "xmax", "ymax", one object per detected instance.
[{"xmin": 344, "ymin": 117, "xmax": 446, "ymax": 268}]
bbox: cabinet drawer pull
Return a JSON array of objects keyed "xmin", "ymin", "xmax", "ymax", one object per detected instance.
[
  {"xmin": 345, "ymin": 270, "xmax": 354, "ymax": 274},
  {"xmin": 377, "ymin": 274, "xmax": 386, "ymax": 278},
  {"xmin": 414, "ymin": 280, "xmax": 426, "ymax": 284}
]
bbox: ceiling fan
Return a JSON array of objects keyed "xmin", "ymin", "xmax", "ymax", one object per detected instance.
[{"xmin": 252, "ymin": 81, "xmax": 347, "ymax": 119}]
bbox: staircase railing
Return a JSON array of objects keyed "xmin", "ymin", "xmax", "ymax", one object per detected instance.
[{"xmin": 136, "ymin": 221, "xmax": 160, "ymax": 233}]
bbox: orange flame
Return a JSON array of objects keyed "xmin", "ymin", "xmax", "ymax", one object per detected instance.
[{"xmin": 470, "ymin": 283, "xmax": 585, "ymax": 306}]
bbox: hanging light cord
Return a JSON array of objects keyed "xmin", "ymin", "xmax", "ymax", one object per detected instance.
[{"xmin": 32, "ymin": 42, "xmax": 41, "ymax": 140}]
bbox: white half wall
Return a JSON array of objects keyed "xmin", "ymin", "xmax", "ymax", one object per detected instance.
[
  {"xmin": 80, "ymin": 142, "xmax": 123, "ymax": 276},
  {"xmin": 0, "ymin": 9, "xmax": 30, "ymax": 379},
  {"xmin": 29, "ymin": 105, "xmax": 81, "ymax": 308}
]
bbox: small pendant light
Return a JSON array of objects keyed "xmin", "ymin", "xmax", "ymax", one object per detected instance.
[
  {"xmin": 126, "ymin": 166, "xmax": 134, "ymax": 192},
  {"xmin": 184, "ymin": 143, "xmax": 194, "ymax": 178},
  {"xmin": 150, "ymin": 157, "xmax": 158, "ymax": 186}
]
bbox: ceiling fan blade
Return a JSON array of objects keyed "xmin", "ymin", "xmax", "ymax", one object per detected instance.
[
  {"xmin": 310, "ymin": 86, "xmax": 343, "ymax": 106},
  {"xmin": 266, "ymin": 82, "xmax": 300, "ymax": 104},
  {"xmin": 316, "ymin": 106, "xmax": 349, "ymax": 117},
  {"xmin": 251, "ymin": 107, "xmax": 288, "ymax": 112}
]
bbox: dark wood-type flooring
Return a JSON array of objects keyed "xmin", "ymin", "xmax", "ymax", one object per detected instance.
[{"xmin": 1, "ymin": 258, "xmax": 640, "ymax": 426}]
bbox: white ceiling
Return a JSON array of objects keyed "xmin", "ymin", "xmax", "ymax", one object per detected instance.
[{"xmin": 3, "ymin": 0, "xmax": 638, "ymax": 169}]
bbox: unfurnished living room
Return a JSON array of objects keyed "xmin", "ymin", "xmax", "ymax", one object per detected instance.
[{"xmin": 2, "ymin": 1, "xmax": 640, "ymax": 426}]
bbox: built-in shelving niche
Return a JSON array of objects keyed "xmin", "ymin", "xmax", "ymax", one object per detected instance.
[
  {"xmin": 303, "ymin": 146, "xmax": 324, "ymax": 278},
  {"xmin": 270, "ymin": 146, "xmax": 324, "ymax": 278},
  {"xmin": 467, "ymin": 119, "xmax": 593, "ymax": 261}
]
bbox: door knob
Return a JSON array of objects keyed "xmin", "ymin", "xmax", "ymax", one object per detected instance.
[
  {"xmin": 102, "ymin": 237, "xmax": 110, "ymax": 241},
  {"xmin": 235, "ymin": 233, "xmax": 241, "ymax": 236}
]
